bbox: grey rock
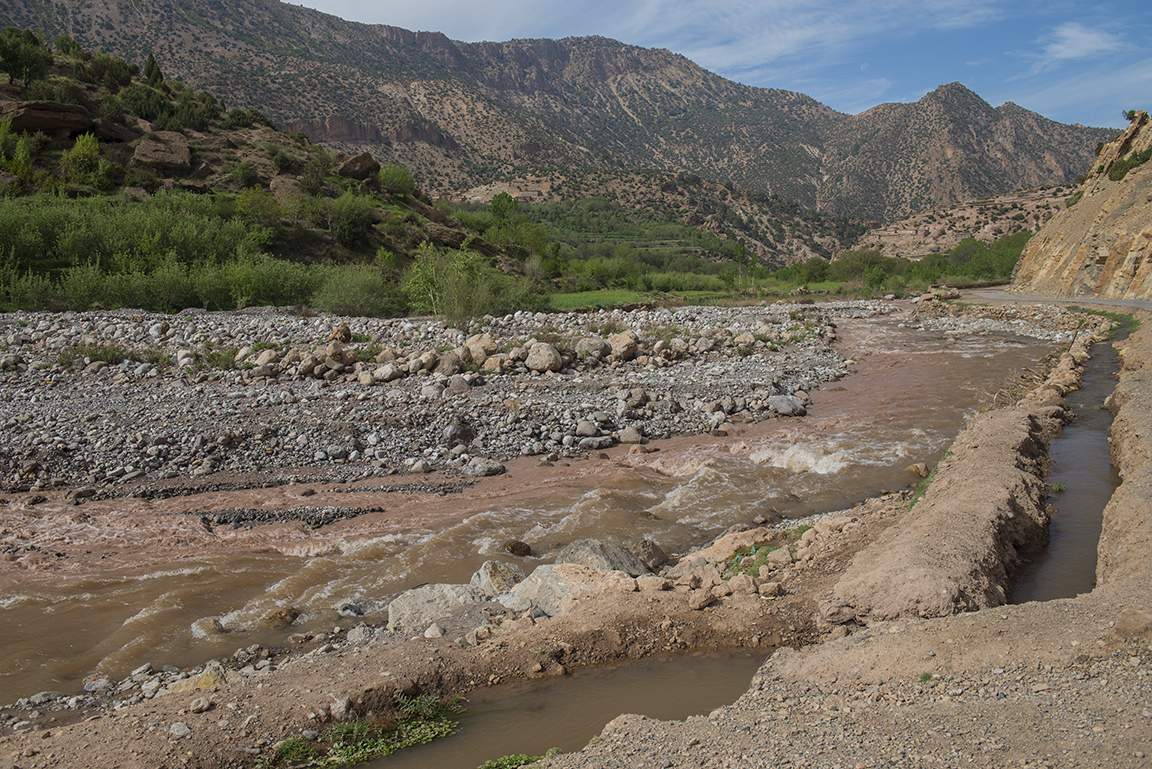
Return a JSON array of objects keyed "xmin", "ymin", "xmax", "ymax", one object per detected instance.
[
  {"xmin": 554, "ymin": 538, "xmax": 650, "ymax": 577},
  {"xmin": 501, "ymin": 564, "xmax": 603, "ymax": 617},
  {"xmin": 767, "ymin": 395, "xmax": 807, "ymax": 416},
  {"xmin": 470, "ymin": 560, "xmax": 527, "ymax": 597},
  {"xmin": 578, "ymin": 436, "xmax": 614, "ymax": 451},
  {"xmin": 169, "ymin": 722, "xmax": 192, "ymax": 738},
  {"xmin": 618, "ymin": 425, "xmax": 644, "ymax": 444},
  {"xmin": 462, "ymin": 456, "xmax": 506, "ymax": 477},
  {"xmin": 575, "ymin": 420, "xmax": 599, "ymax": 437},
  {"xmin": 575, "ymin": 337, "xmax": 611, "ymax": 361},
  {"xmin": 346, "ymin": 624, "xmax": 374, "ymax": 646},
  {"xmin": 386, "ymin": 583, "xmax": 487, "ymax": 632},
  {"xmin": 525, "ymin": 342, "xmax": 562, "ymax": 373},
  {"xmin": 631, "ymin": 539, "xmax": 669, "ymax": 571}
]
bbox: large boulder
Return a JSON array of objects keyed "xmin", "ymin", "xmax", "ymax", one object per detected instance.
[
  {"xmin": 462, "ymin": 457, "xmax": 506, "ymax": 478},
  {"xmin": 469, "ymin": 560, "xmax": 527, "ymax": 597},
  {"xmin": 131, "ymin": 131, "xmax": 191, "ymax": 175},
  {"xmin": 525, "ymin": 342, "xmax": 562, "ymax": 373},
  {"xmin": 608, "ymin": 331, "xmax": 639, "ymax": 360},
  {"xmin": 767, "ymin": 395, "xmax": 807, "ymax": 417},
  {"xmin": 501, "ymin": 564, "xmax": 603, "ymax": 617},
  {"xmin": 0, "ymin": 100, "xmax": 92, "ymax": 138},
  {"xmin": 575, "ymin": 337, "xmax": 611, "ymax": 362},
  {"xmin": 337, "ymin": 151, "xmax": 380, "ymax": 180},
  {"xmin": 386, "ymin": 583, "xmax": 487, "ymax": 632},
  {"xmin": 554, "ymin": 538, "xmax": 650, "ymax": 577}
]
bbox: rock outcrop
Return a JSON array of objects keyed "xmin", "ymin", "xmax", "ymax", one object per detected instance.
[
  {"xmin": 1012, "ymin": 111, "xmax": 1152, "ymax": 299},
  {"xmin": 0, "ymin": 99, "xmax": 92, "ymax": 138},
  {"xmin": 131, "ymin": 130, "xmax": 192, "ymax": 175}
]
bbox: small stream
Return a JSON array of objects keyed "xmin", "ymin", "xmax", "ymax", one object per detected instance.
[
  {"xmin": 372, "ymin": 649, "xmax": 766, "ymax": 769},
  {"xmin": 1012, "ymin": 335, "xmax": 1123, "ymax": 603}
]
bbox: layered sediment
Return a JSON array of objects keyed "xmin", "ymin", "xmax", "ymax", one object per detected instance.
[{"xmin": 1012, "ymin": 111, "xmax": 1152, "ymax": 299}]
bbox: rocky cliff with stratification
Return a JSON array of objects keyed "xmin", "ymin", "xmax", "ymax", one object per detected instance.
[{"xmin": 1012, "ymin": 111, "xmax": 1152, "ymax": 299}]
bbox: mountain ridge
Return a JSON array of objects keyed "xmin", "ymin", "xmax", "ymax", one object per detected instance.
[{"xmin": 3, "ymin": 0, "xmax": 1116, "ymax": 221}]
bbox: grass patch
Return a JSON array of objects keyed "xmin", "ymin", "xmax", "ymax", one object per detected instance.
[
  {"xmin": 723, "ymin": 525, "xmax": 812, "ymax": 577},
  {"xmin": 257, "ymin": 693, "xmax": 464, "ymax": 768},
  {"xmin": 197, "ymin": 346, "xmax": 238, "ymax": 370},
  {"xmin": 1050, "ymin": 480, "xmax": 1067, "ymax": 494},
  {"xmin": 550, "ymin": 289, "xmax": 646, "ymax": 310},
  {"xmin": 1067, "ymin": 307, "xmax": 1139, "ymax": 338},
  {"xmin": 477, "ymin": 749, "xmax": 562, "ymax": 769},
  {"xmin": 920, "ymin": 672, "xmax": 933, "ymax": 682},
  {"xmin": 910, "ymin": 451, "xmax": 951, "ymax": 509},
  {"xmin": 55, "ymin": 343, "xmax": 130, "ymax": 367}
]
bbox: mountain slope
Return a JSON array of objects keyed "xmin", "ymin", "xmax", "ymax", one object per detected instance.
[{"xmin": 3, "ymin": 0, "xmax": 1116, "ymax": 221}]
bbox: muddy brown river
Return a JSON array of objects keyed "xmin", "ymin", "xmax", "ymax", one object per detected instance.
[{"xmin": 0, "ymin": 317, "xmax": 1059, "ymax": 701}]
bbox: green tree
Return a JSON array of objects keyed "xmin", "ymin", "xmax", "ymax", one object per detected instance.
[
  {"xmin": 490, "ymin": 191, "xmax": 516, "ymax": 223},
  {"xmin": 299, "ymin": 153, "xmax": 332, "ymax": 196},
  {"xmin": 143, "ymin": 52, "xmax": 163, "ymax": 86},
  {"xmin": 0, "ymin": 28, "xmax": 53, "ymax": 92},
  {"xmin": 235, "ymin": 187, "xmax": 282, "ymax": 227}
]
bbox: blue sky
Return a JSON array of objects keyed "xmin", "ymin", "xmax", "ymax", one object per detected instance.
[{"xmin": 293, "ymin": 0, "xmax": 1151, "ymax": 129}]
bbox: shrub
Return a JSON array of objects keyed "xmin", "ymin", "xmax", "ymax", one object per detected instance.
[
  {"xmin": 60, "ymin": 132, "xmax": 101, "ymax": 181},
  {"xmin": 311, "ymin": 264, "xmax": 406, "ymax": 317},
  {"xmin": 329, "ymin": 191, "xmax": 373, "ymax": 246},
  {"xmin": 230, "ymin": 160, "xmax": 259, "ymax": 189},
  {"xmin": 379, "ymin": 164, "xmax": 416, "ymax": 196}
]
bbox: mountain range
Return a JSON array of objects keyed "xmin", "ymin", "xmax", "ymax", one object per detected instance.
[{"xmin": 4, "ymin": 0, "xmax": 1118, "ymax": 222}]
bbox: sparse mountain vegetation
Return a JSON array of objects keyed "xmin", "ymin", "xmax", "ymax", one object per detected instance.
[{"xmin": 2, "ymin": 0, "xmax": 1116, "ymax": 222}]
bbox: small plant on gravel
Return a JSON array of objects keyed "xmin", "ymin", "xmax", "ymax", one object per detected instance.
[
  {"xmin": 198, "ymin": 346, "xmax": 237, "ymax": 370},
  {"xmin": 351, "ymin": 332, "xmax": 371, "ymax": 343},
  {"xmin": 477, "ymin": 748, "xmax": 561, "ymax": 769},
  {"xmin": 256, "ymin": 736, "xmax": 317, "ymax": 768},
  {"xmin": 1051, "ymin": 481, "xmax": 1068, "ymax": 494},
  {"xmin": 354, "ymin": 346, "xmax": 382, "ymax": 362},
  {"xmin": 920, "ymin": 672, "xmax": 933, "ymax": 682},
  {"xmin": 55, "ymin": 343, "xmax": 129, "ymax": 367}
]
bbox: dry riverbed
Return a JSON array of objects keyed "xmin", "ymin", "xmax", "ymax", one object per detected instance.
[{"xmin": 1, "ymin": 298, "xmax": 1144, "ymax": 769}]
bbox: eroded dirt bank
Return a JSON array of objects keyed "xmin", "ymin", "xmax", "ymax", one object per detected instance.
[{"xmin": 539, "ymin": 309, "xmax": 1152, "ymax": 769}]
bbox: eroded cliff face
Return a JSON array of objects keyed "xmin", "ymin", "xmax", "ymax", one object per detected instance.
[{"xmin": 1012, "ymin": 111, "xmax": 1152, "ymax": 299}]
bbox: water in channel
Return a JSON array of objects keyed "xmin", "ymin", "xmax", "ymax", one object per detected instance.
[
  {"xmin": 1012, "ymin": 335, "xmax": 1123, "ymax": 603},
  {"xmin": 0, "ymin": 318, "xmax": 1059, "ymax": 702},
  {"xmin": 374, "ymin": 649, "xmax": 767, "ymax": 769}
]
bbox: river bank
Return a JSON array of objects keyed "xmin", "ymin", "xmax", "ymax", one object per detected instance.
[{"xmin": 0, "ymin": 298, "xmax": 1125, "ymax": 768}]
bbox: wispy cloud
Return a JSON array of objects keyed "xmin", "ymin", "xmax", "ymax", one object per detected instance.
[{"xmin": 1025, "ymin": 21, "xmax": 1127, "ymax": 74}]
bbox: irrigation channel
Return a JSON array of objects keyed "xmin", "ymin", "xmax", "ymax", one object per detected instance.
[
  {"xmin": 1, "ymin": 314, "xmax": 1102, "ymax": 766},
  {"xmin": 1011, "ymin": 334, "xmax": 1124, "ymax": 603}
]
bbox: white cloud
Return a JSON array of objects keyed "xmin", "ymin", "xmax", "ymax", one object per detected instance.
[
  {"xmin": 1023, "ymin": 21, "xmax": 1127, "ymax": 75},
  {"xmin": 1041, "ymin": 22, "xmax": 1125, "ymax": 61}
]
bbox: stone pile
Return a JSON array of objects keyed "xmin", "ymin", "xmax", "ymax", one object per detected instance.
[{"xmin": 0, "ymin": 300, "xmax": 1086, "ymax": 492}]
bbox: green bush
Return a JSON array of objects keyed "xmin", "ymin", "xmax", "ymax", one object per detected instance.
[
  {"xmin": 329, "ymin": 191, "xmax": 372, "ymax": 246},
  {"xmin": 1108, "ymin": 147, "xmax": 1152, "ymax": 182},
  {"xmin": 379, "ymin": 164, "xmax": 416, "ymax": 196},
  {"xmin": 60, "ymin": 132, "xmax": 101, "ymax": 181},
  {"xmin": 311, "ymin": 264, "xmax": 406, "ymax": 317}
]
